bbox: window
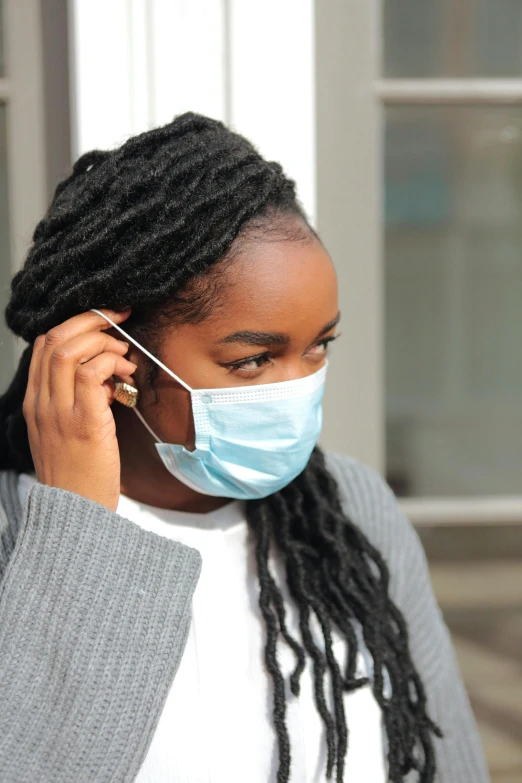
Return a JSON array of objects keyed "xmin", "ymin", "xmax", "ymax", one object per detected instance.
[
  {"xmin": 316, "ymin": 0, "xmax": 522, "ymax": 519},
  {"xmin": 384, "ymin": 0, "xmax": 522, "ymax": 79},
  {"xmin": 383, "ymin": 2, "xmax": 522, "ymax": 500}
]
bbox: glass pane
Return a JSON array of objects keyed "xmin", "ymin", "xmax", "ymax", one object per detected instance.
[
  {"xmin": 385, "ymin": 106, "xmax": 522, "ymax": 497},
  {"xmin": 383, "ymin": 0, "xmax": 522, "ymax": 78},
  {"xmin": 0, "ymin": 102, "xmax": 13, "ymax": 393}
]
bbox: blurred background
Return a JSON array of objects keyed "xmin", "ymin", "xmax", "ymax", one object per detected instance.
[{"xmin": 0, "ymin": 1, "xmax": 521, "ymax": 779}]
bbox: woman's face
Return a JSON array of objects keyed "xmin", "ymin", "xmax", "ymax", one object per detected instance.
[{"xmin": 121, "ymin": 229, "xmax": 339, "ymax": 452}]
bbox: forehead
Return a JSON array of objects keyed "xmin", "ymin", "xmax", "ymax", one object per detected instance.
[{"xmin": 210, "ymin": 236, "xmax": 338, "ymax": 332}]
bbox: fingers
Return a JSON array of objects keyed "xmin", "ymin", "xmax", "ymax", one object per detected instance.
[
  {"xmin": 46, "ymin": 308, "xmax": 132, "ymax": 344},
  {"xmin": 26, "ymin": 334, "xmax": 46, "ymax": 399},
  {"xmin": 23, "ymin": 334, "xmax": 45, "ymax": 432},
  {"xmin": 74, "ymin": 352, "xmax": 137, "ymax": 414},
  {"xmin": 47, "ymin": 331, "xmax": 132, "ymax": 405},
  {"xmin": 22, "ymin": 310, "xmax": 135, "ymax": 509},
  {"xmin": 38, "ymin": 308, "xmax": 132, "ymax": 402}
]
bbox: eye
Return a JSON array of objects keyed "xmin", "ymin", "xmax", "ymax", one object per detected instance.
[
  {"xmin": 225, "ymin": 351, "xmax": 274, "ymax": 376},
  {"xmin": 306, "ymin": 334, "xmax": 340, "ymax": 358}
]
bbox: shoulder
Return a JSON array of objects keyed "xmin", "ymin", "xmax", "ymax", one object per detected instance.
[
  {"xmin": 323, "ymin": 451, "xmax": 437, "ymax": 622},
  {"xmin": 324, "ymin": 451, "xmax": 423, "ymax": 569},
  {"xmin": 325, "ymin": 450, "xmax": 452, "ymax": 673},
  {"xmin": 323, "ymin": 457, "xmax": 490, "ymax": 779}
]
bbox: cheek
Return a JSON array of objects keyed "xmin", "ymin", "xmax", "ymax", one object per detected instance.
[{"xmin": 142, "ymin": 386, "xmax": 196, "ymax": 450}]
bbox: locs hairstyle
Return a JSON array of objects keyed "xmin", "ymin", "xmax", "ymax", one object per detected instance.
[{"xmin": 0, "ymin": 112, "xmax": 441, "ymax": 782}]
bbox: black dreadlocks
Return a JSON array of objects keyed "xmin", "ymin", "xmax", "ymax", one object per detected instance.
[{"xmin": 0, "ymin": 112, "xmax": 441, "ymax": 782}]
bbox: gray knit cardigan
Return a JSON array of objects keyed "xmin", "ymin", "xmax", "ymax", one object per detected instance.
[{"xmin": 0, "ymin": 453, "xmax": 490, "ymax": 782}]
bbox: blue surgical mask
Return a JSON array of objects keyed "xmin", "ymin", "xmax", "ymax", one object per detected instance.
[{"xmin": 92, "ymin": 309, "xmax": 327, "ymax": 500}]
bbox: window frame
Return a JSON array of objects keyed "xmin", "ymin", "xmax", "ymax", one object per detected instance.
[{"xmin": 315, "ymin": 0, "xmax": 522, "ymax": 523}]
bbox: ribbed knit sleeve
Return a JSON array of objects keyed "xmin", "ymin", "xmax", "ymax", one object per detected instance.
[
  {"xmin": 0, "ymin": 479, "xmax": 202, "ymax": 783},
  {"xmin": 325, "ymin": 452, "xmax": 491, "ymax": 783},
  {"xmin": 0, "ymin": 471, "xmax": 21, "ymax": 580}
]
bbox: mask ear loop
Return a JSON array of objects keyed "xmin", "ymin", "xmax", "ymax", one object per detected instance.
[
  {"xmin": 90, "ymin": 309, "xmax": 193, "ymax": 445},
  {"xmin": 90, "ymin": 309, "xmax": 193, "ymax": 392},
  {"xmin": 131, "ymin": 407, "xmax": 164, "ymax": 444}
]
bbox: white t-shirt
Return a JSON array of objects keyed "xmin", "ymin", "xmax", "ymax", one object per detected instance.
[{"xmin": 18, "ymin": 474, "xmax": 387, "ymax": 782}]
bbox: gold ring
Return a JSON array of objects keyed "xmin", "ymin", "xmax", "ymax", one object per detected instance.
[{"xmin": 113, "ymin": 381, "xmax": 139, "ymax": 408}]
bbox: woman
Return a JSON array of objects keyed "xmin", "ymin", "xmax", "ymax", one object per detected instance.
[{"xmin": 0, "ymin": 113, "xmax": 488, "ymax": 783}]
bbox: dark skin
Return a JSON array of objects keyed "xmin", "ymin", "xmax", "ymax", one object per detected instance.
[{"xmin": 23, "ymin": 230, "xmax": 339, "ymax": 514}]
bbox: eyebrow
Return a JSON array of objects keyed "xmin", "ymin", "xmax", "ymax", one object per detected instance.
[{"xmin": 218, "ymin": 312, "xmax": 341, "ymax": 347}]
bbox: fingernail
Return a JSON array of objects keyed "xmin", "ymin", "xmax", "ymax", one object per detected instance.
[{"xmin": 118, "ymin": 340, "xmax": 129, "ymax": 349}]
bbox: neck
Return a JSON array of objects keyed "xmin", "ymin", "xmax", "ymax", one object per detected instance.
[{"xmin": 114, "ymin": 405, "xmax": 232, "ymax": 514}]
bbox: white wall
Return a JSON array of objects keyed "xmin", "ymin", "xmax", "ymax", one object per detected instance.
[
  {"xmin": 69, "ymin": 0, "xmax": 316, "ymax": 222},
  {"xmin": 69, "ymin": 1, "xmax": 372, "ymax": 460}
]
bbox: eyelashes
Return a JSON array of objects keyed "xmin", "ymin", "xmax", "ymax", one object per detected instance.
[
  {"xmin": 225, "ymin": 334, "xmax": 340, "ymax": 374},
  {"xmin": 226, "ymin": 352, "xmax": 272, "ymax": 372},
  {"xmin": 307, "ymin": 334, "xmax": 340, "ymax": 355}
]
